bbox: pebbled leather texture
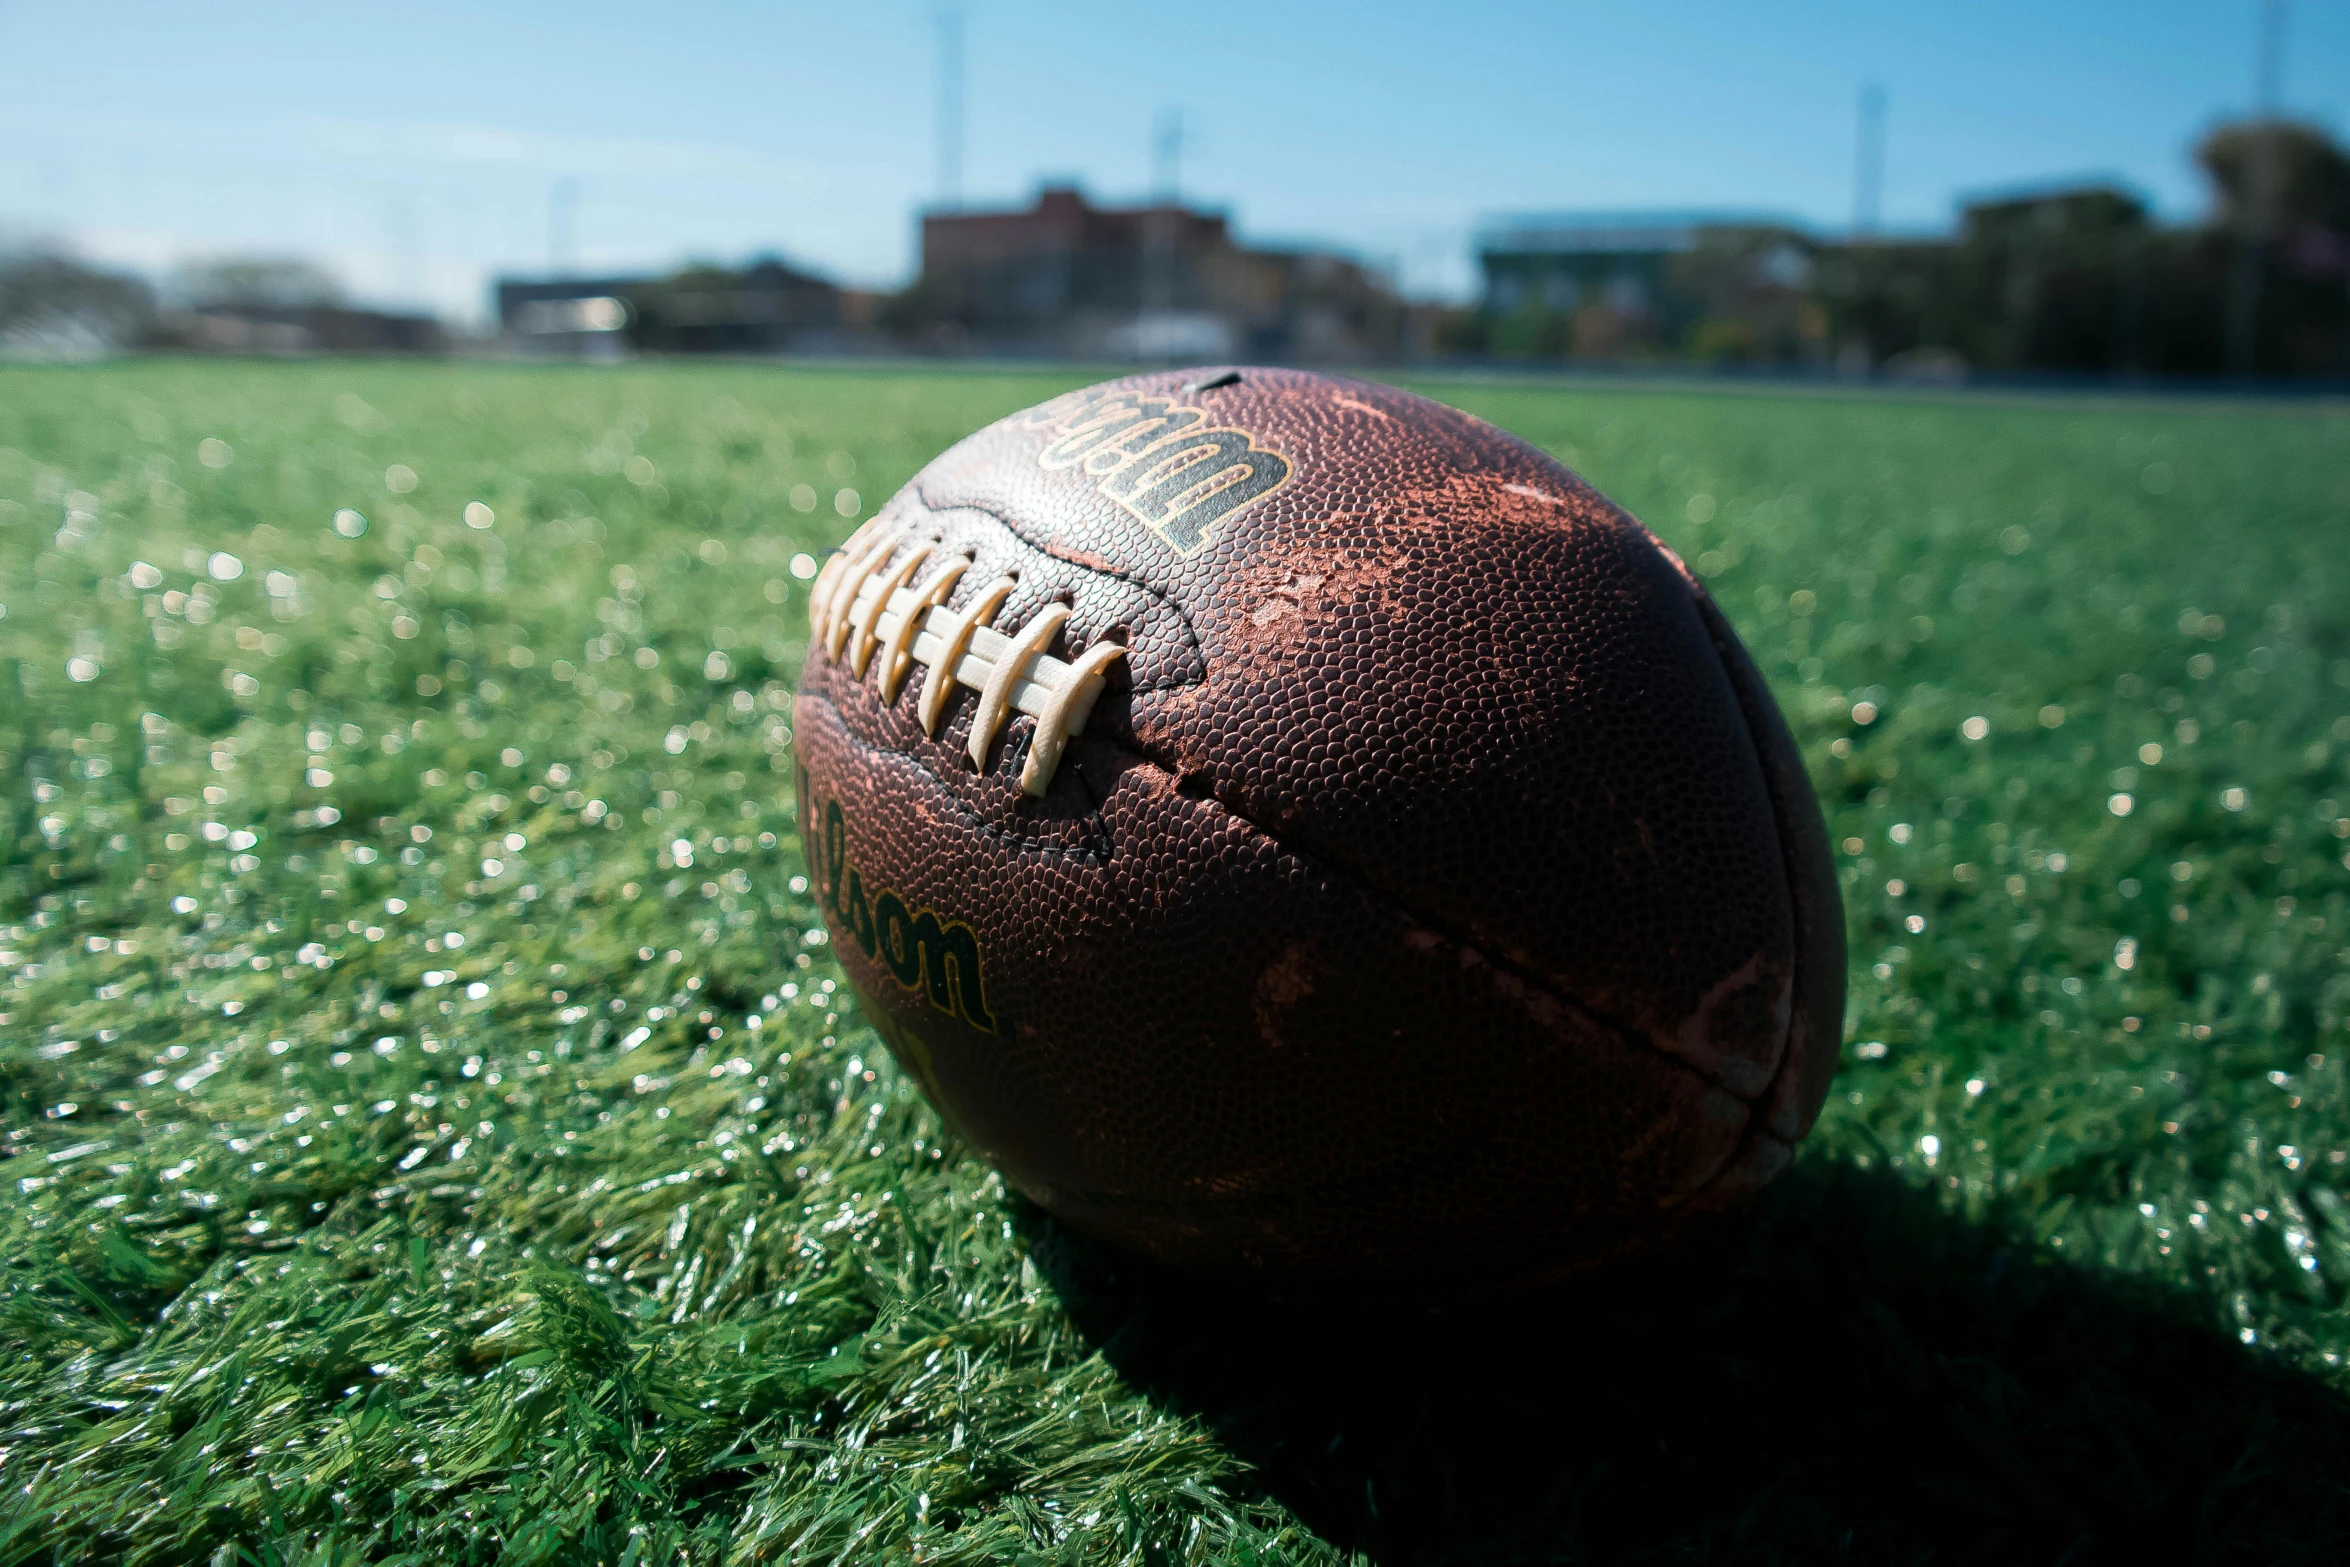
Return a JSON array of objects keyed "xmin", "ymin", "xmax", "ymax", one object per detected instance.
[{"xmin": 793, "ymin": 367, "xmax": 1845, "ymax": 1279}]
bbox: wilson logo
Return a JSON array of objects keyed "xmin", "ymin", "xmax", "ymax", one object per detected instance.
[
  {"xmin": 1026, "ymin": 387, "xmax": 1292, "ymax": 553},
  {"xmin": 802, "ymin": 780, "xmax": 996, "ymax": 1033}
]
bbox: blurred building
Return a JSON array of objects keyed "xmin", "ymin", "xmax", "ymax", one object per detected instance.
[
  {"xmin": 1471, "ymin": 211, "xmax": 1819, "ymax": 362},
  {"xmin": 142, "ymin": 256, "xmax": 444, "ymax": 356},
  {"xmin": 153, "ymin": 304, "xmax": 445, "ymax": 355},
  {"xmin": 1482, "ymin": 212, "xmax": 1724, "ymax": 315},
  {"xmin": 1818, "ymin": 181, "xmax": 2215, "ymax": 378},
  {"xmin": 496, "ymin": 257, "xmax": 847, "ymax": 357},
  {"xmin": 628, "ymin": 258, "xmax": 846, "ymax": 352},
  {"xmin": 1815, "ymin": 185, "xmax": 2156, "ymax": 377},
  {"xmin": 1466, "ymin": 120, "xmax": 2350, "ymax": 378},
  {"xmin": 899, "ymin": 185, "xmax": 1403, "ymax": 361},
  {"xmin": 496, "ymin": 276, "xmax": 639, "ymax": 358}
]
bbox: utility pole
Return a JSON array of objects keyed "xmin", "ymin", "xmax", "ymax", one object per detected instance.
[
  {"xmin": 2228, "ymin": 0, "xmax": 2289, "ymax": 376},
  {"xmin": 936, "ymin": 9, "xmax": 964, "ymax": 210},
  {"xmin": 1145, "ymin": 108, "xmax": 1184, "ymax": 324},
  {"xmin": 1153, "ymin": 107, "xmax": 1184, "ymax": 202},
  {"xmin": 1854, "ymin": 84, "xmax": 1886, "ymax": 238}
]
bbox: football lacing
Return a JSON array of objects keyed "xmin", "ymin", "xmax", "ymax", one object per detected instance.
[{"xmin": 810, "ymin": 519, "xmax": 1126, "ymax": 796}]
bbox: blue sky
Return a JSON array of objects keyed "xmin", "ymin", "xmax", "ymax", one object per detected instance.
[{"xmin": 3, "ymin": 1, "xmax": 2346, "ymax": 321}]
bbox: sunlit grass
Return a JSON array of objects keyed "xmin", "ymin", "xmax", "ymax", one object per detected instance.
[
  {"xmin": 1, "ymin": 360, "xmax": 2348, "ymax": 1562},
  {"xmin": 1457, "ymin": 380, "xmax": 2350, "ymax": 1332}
]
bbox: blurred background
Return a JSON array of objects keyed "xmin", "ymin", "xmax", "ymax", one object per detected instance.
[{"xmin": 4, "ymin": 0, "xmax": 2350, "ymax": 382}]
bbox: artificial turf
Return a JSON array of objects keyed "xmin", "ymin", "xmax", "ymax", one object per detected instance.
[{"xmin": 1, "ymin": 358, "xmax": 2347, "ymax": 1564}]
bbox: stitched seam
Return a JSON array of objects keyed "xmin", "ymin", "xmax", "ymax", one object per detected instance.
[
  {"xmin": 1680, "ymin": 588, "xmax": 1815, "ymax": 1200},
  {"xmin": 817, "ymin": 509, "xmax": 1775, "ymax": 1118},
  {"xmin": 910, "ymin": 489, "xmax": 1207, "ymax": 693},
  {"xmin": 806, "ymin": 689, "xmax": 1115, "ymax": 864},
  {"xmin": 817, "ymin": 673, "xmax": 1754, "ymax": 1109},
  {"xmin": 1150, "ymin": 750, "xmax": 1760, "ymax": 1109}
]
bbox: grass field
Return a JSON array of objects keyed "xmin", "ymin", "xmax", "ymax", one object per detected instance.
[{"xmin": 3, "ymin": 359, "xmax": 2349, "ymax": 1564}]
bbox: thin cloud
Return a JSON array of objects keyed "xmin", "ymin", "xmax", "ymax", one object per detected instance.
[{"xmin": 285, "ymin": 114, "xmax": 874, "ymax": 192}]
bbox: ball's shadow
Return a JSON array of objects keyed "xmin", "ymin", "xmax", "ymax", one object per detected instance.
[{"xmin": 1024, "ymin": 1163, "xmax": 2350, "ymax": 1565}]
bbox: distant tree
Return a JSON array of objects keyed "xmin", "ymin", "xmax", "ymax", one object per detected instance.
[
  {"xmin": 0, "ymin": 247, "xmax": 155, "ymax": 356},
  {"xmin": 1753, "ymin": 119, "xmax": 2350, "ymax": 379},
  {"xmin": 1811, "ymin": 238, "xmax": 1952, "ymax": 370},
  {"xmin": 1949, "ymin": 187, "xmax": 2155, "ymax": 372},
  {"xmin": 1481, "ymin": 302, "xmax": 1575, "ymax": 360},
  {"xmin": 2198, "ymin": 119, "xmax": 2350, "ymax": 236},
  {"xmin": 175, "ymin": 257, "xmax": 343, "ymax": 311},
  {"xmin": 623, "ymin": 258, "xmax": 841, "ymax": 354},
  {"xmin": 2197, "ymin": 119, "xmax": 2350, "ymax": 374},
  {"xmin": 1812, "ymin": 181, "xmax": 2277, "ymax": 378},
  {"xmin": 1665, "ymin": 227, "xmax": 1825, "ymax": 365}
]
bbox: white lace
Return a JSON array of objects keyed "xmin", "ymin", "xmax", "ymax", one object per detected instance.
[{"xmin": 809, "ymin": 518, "xmax": 1126, "ymax": 796}]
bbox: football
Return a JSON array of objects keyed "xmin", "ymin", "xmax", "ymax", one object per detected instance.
[{"xmin": 793, "ymin": 367, "xmax": 1844, "ymax": 1279}]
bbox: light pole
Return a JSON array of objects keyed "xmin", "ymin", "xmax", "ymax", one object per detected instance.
[
  {"xmin": 1854, "ymin": 84, "xmax": 1886, "ymax": 238},
  {"xmin": 2227, "ymin": 0, "xmax": 2289, "ymax": 377},
  {"xmin": 1146, "ymin": 108, "xmax": 1184, "ymax": 324},
  {"xmin": 1153, "ymin": 107, "xmax": 1184, "ymax": 203}
]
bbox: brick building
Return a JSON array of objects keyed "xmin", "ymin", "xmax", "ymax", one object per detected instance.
[{"xmin": 904, "ymin": 185, "xmax": 1402, "ymax": 361}]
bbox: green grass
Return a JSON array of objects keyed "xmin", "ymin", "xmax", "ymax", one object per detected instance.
[{"xmin": 1, "ymin": 359, "xmax": 2348, "ymax": 1564}]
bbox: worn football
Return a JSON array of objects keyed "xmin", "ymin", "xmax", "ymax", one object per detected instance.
[{"xmin": 793, "ymin": 368, "xmax": 1844, "ymax": 1279}]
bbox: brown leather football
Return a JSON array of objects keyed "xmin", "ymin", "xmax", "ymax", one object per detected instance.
[{"xmin": 793, "ymin": 367, "xmax": 1844, "ymax": 1279}]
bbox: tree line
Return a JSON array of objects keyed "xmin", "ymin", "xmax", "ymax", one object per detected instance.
[{"xmin": 1448, "ymin": 117, "xmax": 2350, "ymax": 380}]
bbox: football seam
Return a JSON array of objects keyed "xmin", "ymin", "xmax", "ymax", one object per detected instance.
[
  {"xmin": 801, "ymin": 685, "xmax": 1116, "ymax": 862},
  {"xmin": 808, "ymin": 681, "xmax": 1768, "ymax": 1119},
  {"xmin": 1677, "ymin": 584, "xmax": 1819, "ymax": 1203},
  {"xmin": 812, "ymin": 501, "xmax": 1799, "ymax": 1128},
  {"xmin": 1109, "ymin": 728, "xmax": 1769, "ymax": 1112},
  {"xmin": 869, "ymin": 501, "xmax": 1775, "ymax": 1104},
  {"xmin": 909, "ymin": 489, "xmax": 1209, "ymax": 693}
]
